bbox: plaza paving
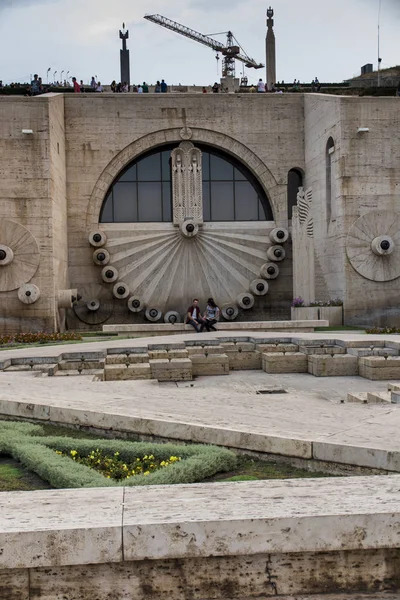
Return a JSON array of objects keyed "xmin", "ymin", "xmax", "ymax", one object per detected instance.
[{"xmin": 1, "ymin": 331, "xmax": 400, "ymax": 470}]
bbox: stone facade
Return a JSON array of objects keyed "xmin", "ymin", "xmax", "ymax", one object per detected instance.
[{"xmin": 0, "ymin": 92, "xmax": 400, "ymax": 332}]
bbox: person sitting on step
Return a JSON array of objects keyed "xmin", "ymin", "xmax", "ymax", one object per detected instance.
[
  {"xmin": 186, "ymin": 298, "xmax": 206, "ymax": 333},
  {"xmin": 203, "ymin": 297, "xmax": 220, "ymax": 332}
]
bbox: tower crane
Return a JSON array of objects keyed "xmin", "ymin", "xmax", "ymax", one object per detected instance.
[{"xmin": 144, "ymin": 14, "xmax": 264, "ymax": 78}]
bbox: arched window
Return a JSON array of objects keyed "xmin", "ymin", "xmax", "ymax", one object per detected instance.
[
  {"xmin": 326, "ymin": 137, "xmax": 335, "ymax": 223},
  {"xmin": 100, "ymin": 144, "xmax": 272, "ymax": 223},
  {"xmin": 287, "ymin": 168, "xmax": 303, "ymax": 219}
]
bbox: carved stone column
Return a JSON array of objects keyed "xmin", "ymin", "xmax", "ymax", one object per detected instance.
[
  {"xmin": 292, "ymin": 187, "xmax": 315, "ymax": 304},
  {"xmin": 171, "ymin": 142, "xmax": 203, "ymax": 226}
]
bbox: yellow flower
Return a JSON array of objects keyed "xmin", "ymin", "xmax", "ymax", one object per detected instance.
[
  {"xmin": 143, "ymin": 471, "xmax": 150, "ymax": 476},
  {"xmin": 70, "ymin": 450, "xmax": 78, "ymax": 457}
]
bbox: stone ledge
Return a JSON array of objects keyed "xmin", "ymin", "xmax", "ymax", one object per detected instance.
[
  {"xmin": 0, "ymin": 476, "xmax": 399, "ymax": 569},
  {"xmin": 102, "ymin": 320, "xmax": 328, "ymax": 335}
]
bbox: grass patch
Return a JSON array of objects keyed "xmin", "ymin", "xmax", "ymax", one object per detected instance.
[
  {"xmin": 205, "ymin": 455, "xmax": 331, "ymax": 482},
  {"xmin": 0, "ymin": 457, "xmax": 50, "ymax": 491}
]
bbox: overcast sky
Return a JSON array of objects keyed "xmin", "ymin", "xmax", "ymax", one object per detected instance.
[{"xmin": 0, "ymin": 0, "xmax": 398, "ymax": 85}]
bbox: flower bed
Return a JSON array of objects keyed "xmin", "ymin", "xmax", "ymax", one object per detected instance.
[
  {"xmin": 365, "ymin": 327, "xmax": 400, "ymax": 334},
  {"xmin": 58, "ymin": 448, "xmax": 182, "ymax": 480},
  {"xmin": 0, "ymin": 421, "xmax": 237, "ymax": 488},
  {"xmin": 0, "ymin": 331, "xmax": 81, "ymax": 346}
]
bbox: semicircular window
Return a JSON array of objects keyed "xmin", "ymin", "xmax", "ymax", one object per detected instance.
[{"xmin": 100, "ymin": 144, "xmax": 272, "ymax": 223}]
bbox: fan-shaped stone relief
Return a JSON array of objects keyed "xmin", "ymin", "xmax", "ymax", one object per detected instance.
[
  {"xmin": 94, "ymin": 222, "xmax": 286, "ymax": 316},
  {"xmin": 346, "ymin": 211, "xmax": 400, "ymax": 282},
  {"xmin": 0, "ymin": 220, "xmax": 40, "ymax": 292}
]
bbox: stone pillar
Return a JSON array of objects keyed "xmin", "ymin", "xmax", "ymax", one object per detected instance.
[
  {"xmin": 292, "ymin": 187, "xmax": 315, "ymax": 304},
  {"xmin": 119, "ymin": 25, "xmax": 130, "ymax": 86},
  {"xmin": 171, "ymin": 142, "xmax": 203, "ymax": 226},
  {"xmin": 266, "ymin": 7, "xmax": 276, "ymax": 91}
]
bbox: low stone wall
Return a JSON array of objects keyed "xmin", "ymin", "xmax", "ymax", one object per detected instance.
[
  {"xmin": 102, "ymin": 320, "xmax": 328, "ymax": 336},
  {"xmin": 1, "ymin": 477, "xmax": 400, "ymax": 598}
]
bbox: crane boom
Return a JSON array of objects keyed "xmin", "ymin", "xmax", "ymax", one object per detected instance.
[{"xmin": 144, "ymin": 14, "xmax": 264, "ymax": 75}]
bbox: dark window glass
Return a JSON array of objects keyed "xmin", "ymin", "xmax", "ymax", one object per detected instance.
[
  {"xmin": 258, "ymin": 200, "xmax": 266, "ymax": 221},
  {"xmin": 210, "ymin": 154, "xmax": 233, "ymax": 181},
  {"xmin": 100, "ymin": 144, "xmax": 272, "ymax": 223},
  {"xmin": 118, "ymin": 164, "xmax": 137, "ymax": 182},
  {"xmin": 101, "ymin": 192, "xmax": 113, "ymax": 222},
  {"xmin": 203, "ymin": 181, "xmax": 211, "ymax": 221},
  {"xmin": 234, "ymin": 167, "xmax": 247, "ymax": 181},
  {"xmin": 202, "ymin": 153, "xmax": 210, "ymax": 181},
  {"xmin": 113, "ymin": 183, "xmax": 137, "ymax": 222},
  {"xmin": 162, "ymin": 183, "xmax": 172, "ymax": 221},
  {"xmin": 138, "ymin": 183, "xmax": 162, "ymax": 222},
  {"xmin": 287, "ymin": 169, "xmax": 303, "ymax": 219},
  {"xmin": 137, "ymin": 154, "xmax": 161, "ymax": 181},
  {"xmin": 235, "ymin": 181, "xmax": 259, "ymax": 220},
  {"xmin": 161, "ymin": 151, "xmax": 171, "ymax": 181},
  {"xmin": 211, "ymin": 182, "xmax": 234, "ymax": 220}
]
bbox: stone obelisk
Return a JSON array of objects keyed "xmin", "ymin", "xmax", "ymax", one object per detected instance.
[
  {"xmin": 266, "ymin": 7, "xmax": 276, "ymax": 91},
  {"xmin": 119, "ymin": 23, "xmax": 131, "ymax": 85}
]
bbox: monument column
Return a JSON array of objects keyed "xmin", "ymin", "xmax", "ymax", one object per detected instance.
[
  {"xmin": 266, "ymin": 7, "xmax": 276, "ymax": 91},
  {"xmin": 119, "ymin": 23, "xmax": 131, "ymax": 85}
]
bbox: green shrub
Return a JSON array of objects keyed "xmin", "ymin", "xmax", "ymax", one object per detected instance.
[{"xmin": 0, "ymin": 421, "xmax": 237, "ymax": 489}]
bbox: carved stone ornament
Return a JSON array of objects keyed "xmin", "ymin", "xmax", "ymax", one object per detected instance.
[
  {"xmin": 346, "ymin": 211, "xmax": 400, "ymax": 282},
  {"xmin": 0, "ymin": 220, "xmax": 40, "ymax": 292},
  {"xmin": 296, "ymin": 187, "xmax": 314, "ymax": 238},
  {"xmin": 18, "ymin": 283, "xmax": 40, "ymax": 305},
  {"xmin": 180, "ymin": 126, "xmax": 193, "ymax": 140},
  {"xmin": 172, "ymin": 141, "xmax": 203, "ymax": 226}
]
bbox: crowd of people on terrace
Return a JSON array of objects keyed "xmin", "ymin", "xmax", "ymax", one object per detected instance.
[{"xmin": 0, "ymin": 74, "xmax": 326, "ymax": 96}]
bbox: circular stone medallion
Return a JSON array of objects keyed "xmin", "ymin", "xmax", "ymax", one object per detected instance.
[{"xmin": 346, "ymin": 211, "xmax": 400, "ymax": 282}]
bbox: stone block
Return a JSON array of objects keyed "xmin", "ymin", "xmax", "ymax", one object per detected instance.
[
  {"xmin": 300, "ymin": 345, "xmax": 346, "ymax": 355},
  {"xmin": 104, "ymin": 364, "xmax": 151, "ymax": 381},
  {"xmin": 190, "ymin": 353, "xmax": 229, "ymax": 376},
  {"xmin": 359, "ymin": 356, "xmax": 400, "ymax": 380},
  {"xmin": 262, "ymin": 352, "xmax": 307, "ymax": 374},
  {"xmin": 256, "ymin": 343, "xmax": 298, "ymax": 353},
  {"xmin": 366, "ymin": 392, "xmax": 392, "ymax": 404},
  {"xmin": 390, "ymin": 391, "xmax": 400, "ymax": 404},
  {"xmin": 167, "ymin": 349, "xmax": 189, "ymax": 359},
  {"xmin": 58, "ymin": 360, "xmax": 104, "ymax": 371},
  {"xmin": 148, "ymin": 350, "xmax": 169, "ymax": 360},
  {"xmin": 187, "ymin": 345, "xmax": 225, "ymax": 356},
  {"xmin": 346, "ymin": 392, "xmax": 368, "ymax": 403},
  {"xmin": 220, "ymin": 342, "xmax": 255, "ymax": 352},
  {"xmin": 291, "ymin": 307, "xmax": 319, "ymax": 320},
  {"xmin": 387, "ymin": 383, "xmax": 400, "ymax": 391},
  {"xmin": 318, "ymin": 306, "xmax": 343, "ymax": 327},
  {"xmin": 228, "ymin": 350, "xmax": 261, "ymax": 370},
  {"xmin": 105, "ymin": 353, "xmax": 149, "ymax": 365},
  {"xmin": 149, "ymin": 358, "xmax": 192, "ymax": 382},
  {"xmin": 308, "ymin": 354, "xmax": 359, "ymax": 377}
]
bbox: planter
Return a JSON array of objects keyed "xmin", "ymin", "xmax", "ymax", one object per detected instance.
[
  {"xmin": 291, "ymin": 307, "xmax": 319, "ymax": 321},
  {"xmin": 319, "ymin": 306, "xmax": 343, "ymax": 327}
]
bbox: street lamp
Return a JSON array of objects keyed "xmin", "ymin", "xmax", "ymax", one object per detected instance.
[
  {"xmin": 60, "ymin": 70, "xmax": 64, "ymax": 84},
  {"xmin": 53, "ymin": 71, "xmax": 57, "ymax": 84},
  {"xmin": 46, "ymin": 67, "xmax": 51, "ymax": 84}
]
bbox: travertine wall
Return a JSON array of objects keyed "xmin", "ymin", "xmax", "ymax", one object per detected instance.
[
  {"xmin": 64, "ymin": 94, "xmax": 303, "ymax": 328},
  {"xmin": 0, "ymin": 94, "xmax": 67, "ymax": 332},
  {"xmin": 304, "ymin": 94, "xmax": 400, "ymax": 326},
  {"xmin": 1, "ymin": 92, "xmax": 400, "ymax": 331}
]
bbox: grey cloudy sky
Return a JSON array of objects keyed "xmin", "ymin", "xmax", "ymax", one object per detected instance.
[{"xmin": 0, "ymin": 0, "xmax": 398, "ymax": 85}]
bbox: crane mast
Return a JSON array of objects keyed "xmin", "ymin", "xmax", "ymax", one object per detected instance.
[{"xmin": 144, "ymin": 14, "xmax": 263, "ymax": 78}]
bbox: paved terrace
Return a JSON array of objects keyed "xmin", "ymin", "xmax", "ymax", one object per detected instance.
[{"xmin": 1, "ymin": 331, "xmax": 400, "ymax": 471}]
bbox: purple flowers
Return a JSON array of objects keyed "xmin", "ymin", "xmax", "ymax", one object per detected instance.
[{"xmin": 292, "ymin": 297, "xmax": 305, "ymax": 307}]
